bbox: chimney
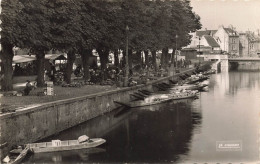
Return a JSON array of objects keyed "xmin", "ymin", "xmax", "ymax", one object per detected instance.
[{"xmin": 205, "ymin": 28, "xmax": 207, "ymax": 31}]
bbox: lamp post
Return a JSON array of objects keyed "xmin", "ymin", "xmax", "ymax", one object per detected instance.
[
  {"xmin": 198, "ymin": 37, "xmax": 201, "ymax": 65},
  {"xmin": 124, "ymin": 25, "xmax": 129, "ymax": 86},
  {"xmin": 175, "ymin": 34, "xmax": 178, "ymax": 70}
]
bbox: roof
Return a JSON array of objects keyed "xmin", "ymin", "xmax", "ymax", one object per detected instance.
[
  {"xmin": 13, "ymin": 55, "xmax": 36, "ymax": 64},
  {"xmin": 210, "ymin": 30, "xmax": 217, "ymax": 36},
  {"xmin": 246, "ymin": 32, "xmax": 260, "ymax": 42},
  {"xmin": 0, "ymin": 55, "xmax": 35, "ymax": 64},
  {"xmin": 196, "ymin": 30, "xmax": 211, "ymax": 37},
  {"xmin": 45, "ymin": 54, "xmax": 67, "ymax": 60},
  {"xmin": 239, "ymin": 31, "xmax": 260, "ymax": 42},
  {"xmin": 203, "ymin": 35, "xmax": 220, "ymax": 47},
  {"xmin": 196, "ymin": 30, "xmax": 217, "ymax": 37},
  {"xmin": 224, "ymin": 28, "xmax": 239, "ymax": 36},
  {"xmin": 181, "ymin": 48, "xmax": 197, "ymax": 51}
]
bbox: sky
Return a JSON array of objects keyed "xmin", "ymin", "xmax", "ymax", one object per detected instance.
[{"xmin": 190, "ymin": 0, "xmax": 260, "ymax": 33}]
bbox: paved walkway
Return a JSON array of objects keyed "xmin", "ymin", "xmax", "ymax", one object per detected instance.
[{"xmin": 0, "ymin": 67, "xmax": 194, "ymax": 113}]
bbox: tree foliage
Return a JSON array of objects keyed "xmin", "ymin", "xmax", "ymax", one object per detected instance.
[
  {"xmin": 0, "ymin": 0, "xmax": 23, "ymax": 90},
  {"xmin": 1, "ymin": 0, "xmax": 201, "ymax": 90}
]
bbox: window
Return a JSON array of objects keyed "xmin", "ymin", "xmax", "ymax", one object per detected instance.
[{"xmin": 249, "ymin": 44, "xmax": 254, "ymax": 50}]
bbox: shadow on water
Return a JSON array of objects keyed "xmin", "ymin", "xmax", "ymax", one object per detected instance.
[
  {"xmin": 25, "ymin": 97, "xmax": 202, "ymax": 163},
  {"xmin": 28, "ymin": 148, "xmax": 106, "ymax": 163}
]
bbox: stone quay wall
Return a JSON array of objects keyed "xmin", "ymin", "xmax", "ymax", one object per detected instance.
[{"xmin": 0, "ymin": 69, "xmax": 195, "ymax": 156}]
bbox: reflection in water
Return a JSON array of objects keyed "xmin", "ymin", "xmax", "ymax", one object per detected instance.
[
  {"xmin": 26, "ymin": 93, "xmax": 200, "ymax": 163},
  {"xmin": 28, "ymin": 148, "xmax": 106, "ymax": 163},
  {"xmin": 228, "ymin": 71, "xmax": 260, "ymax": 95},
  {"xmin": 187, "ymin": 71, "xmax": 260, "ymax": 163},
  {"xmin": 25, "ymin": 71, "xmax": 260, "ymax": 163}
]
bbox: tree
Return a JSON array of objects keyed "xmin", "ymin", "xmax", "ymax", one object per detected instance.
[
  {"xmin": 94, "ymin": 0, "xmax": 124, "ymax": 71},
  {"xmin": 64, "ymin": 49, "xmax": 76, "ymax": 84},
  {"xmin": 15, "ymin": 0, "xmax": 52, "ymax": 87},
  {"xmin": 46, "ymin": 0, "xmax": 82, "ymax": 84},
  {"xmin": 0, "ymin": 0, "xmax": 23, "ymax": 91},
  {"xmin": 77, "ymin": 0, "xmax": 106, "ymax": 82}
]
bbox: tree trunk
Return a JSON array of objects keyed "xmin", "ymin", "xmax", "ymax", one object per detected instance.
[
  {"xmin": 144, "ymin": 50, "xmax": 149, "ymax": 67},
  {"xmin": 128, "ymin": 49, "xmax": 133, "ymax": 70},
  {"xmin": 122, "ymin": 50, "xmax": 126, "ymax": 68},
  {"xmin": 161, "ymin": 50, "xmax": 164, "ymax": 68},
  {"xmin": 171, "ymin": 49, "xmax": 175, "ymax": 65},
  {"xmin": 36, "ymin": 50, "xmax": 45, "ymax": 87},
  {"xmin": 151, "ymin": 50, "xmax": 157, "ymax": 71},
  {"xmin": 80, "ymin": 49, "xmax": 92, "ymax": 82},
  {"xmin": 162, "ymin": 47, "xmax": 168, "ymax": 68},
  {"xmin": 97, "ymin": 48, "xmax": 109, "ymax": 71},
  {"xmin": 97, "ymin": 47, "xmax": 109, "ymax": 82},
  {"xmin": 136, "ymin": 50, "xmax": 142, "ymax": 65},
  {"xmin": 141, "ymin": 52, "xmax": 144, "ymax": 66},
  {"xmin": 0, "ymin": 43, "xmax": 14, "ymax": 91},
  {"xmin": 114, "ymin": 49, "xmax": 119, "ymax": 67},
  {"xmin": 64, "ymin": 50, "xmax": 76, "ymax": 84}
]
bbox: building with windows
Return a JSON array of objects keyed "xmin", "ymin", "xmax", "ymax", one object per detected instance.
[
  {"xmin": 239, "ymin": 32, "xmax": 260, "ymax": 57},
  {"xmin": 213, "ymin": 26, "xmax": 239, "ymax": 56},
  {"xmin": 186, "ymin": 29, "xmax": 220, "ymax": 54},
  {"xmin": 183, "ymin": 26, "xmax": 260, "ymax": 58}
]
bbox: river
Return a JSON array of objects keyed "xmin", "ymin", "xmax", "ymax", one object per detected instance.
[{"xmin": 24, "ymin": 71, "xmax": 260, "ymax": 163}]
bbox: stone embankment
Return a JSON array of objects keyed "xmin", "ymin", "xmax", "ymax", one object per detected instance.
[{"xmin": 0, "ymin": 68, "xmax": 202, "ymax": 157}]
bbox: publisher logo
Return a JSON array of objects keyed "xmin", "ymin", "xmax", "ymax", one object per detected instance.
[{"xmin": 216, "ymin": 140, "xmax": 242, "ymax": 151}]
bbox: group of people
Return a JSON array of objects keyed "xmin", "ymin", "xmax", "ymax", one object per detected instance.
[
  {"xmin": 175, "ymin": 59, "xmax": 192, "ymax": 68},
  {"xmin": 13, "ymin": 63, "xmax": 36, "ymax": 76},
  {"xmin": 23, "ymin": 80, "xmax": 36, "ymax": 96}
]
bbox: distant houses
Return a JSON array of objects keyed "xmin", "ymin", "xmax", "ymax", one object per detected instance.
[
  {"xmin": 184, "ymin": 26, "xmax": 260, "ymax": 57},
  {"xmin": 239, "ymin": 31, "xmax": 260, "ymax": 57},
  {"xmin": 214, "ymin": 26, "xmax": 239, "ymax": 56}
]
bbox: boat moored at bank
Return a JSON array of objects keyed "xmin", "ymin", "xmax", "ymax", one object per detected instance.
[
  {"xmin": 26, "ymin": 135, "xmax": 106, "ymax": 153},
  {"xmin": 115, "ymin": 90, "xmax": 198, "ymax": 108}
]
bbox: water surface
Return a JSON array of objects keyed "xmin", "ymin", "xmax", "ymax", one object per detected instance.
[{"xmin": 25, "ymin": 71, "xmax": 260, "ymax": 163}]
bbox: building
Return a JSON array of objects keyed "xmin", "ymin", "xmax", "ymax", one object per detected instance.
[
  {"xmin": 199, "ymin": 35, "xmax": 221, "ymax": 53},
  {"xmin": 186, "ymin": 26, "xmax": 240, "ymax": 56},
  {"xmin": 214, "ymin": 26, "xmax": 239, "ymax": 56},
  {"xmin": 186, "ymin": 29, "xmax": 220, "ymax": 54},
  {"xmin": 239, "ymin": 32, "xmax": 260, "ymax": 57}
]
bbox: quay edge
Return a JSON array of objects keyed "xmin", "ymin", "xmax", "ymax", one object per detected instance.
[{"xmin": 0, "ymin": 67, "xmax": 205, "ymax": 158}]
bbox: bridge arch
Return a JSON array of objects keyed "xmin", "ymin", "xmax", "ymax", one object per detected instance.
[{"xmin": 203, "ymin": 54, "xmax": 229, "ymax": 72}]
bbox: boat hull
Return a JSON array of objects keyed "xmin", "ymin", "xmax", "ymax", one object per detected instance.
[
  {"xmin": 3, "ymin": 147, "xmax": 29, "ymax": 164},
  {"xmin": 27, "ymin": 138, "xmax": 106, "ymax": 153},
  {"xmin": 126, "ymin": 94, "xmax": 197, "ymax": 108},
  {"xmin": 172, "ymin": 84, "xmax": 208, "ymax": 91}
]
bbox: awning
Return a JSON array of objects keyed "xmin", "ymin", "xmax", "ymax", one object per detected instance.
[
  {"xmin": 13, "ymin": 55, "xmax": 36, "ymax": 64},
  {"xmin": 0, "ymin": 54, "xmax": 67, "ymax": 64},
  {"xmin": 55, "ymin": 55, "xmax": 67, "ymax": 60},
  {"xmin": 45, "ymin": 54, "xmax": 67, "ymax": 60}
]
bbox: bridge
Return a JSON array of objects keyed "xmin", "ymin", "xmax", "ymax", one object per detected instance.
[
  {"xmin": 228, "ymin": 57, "xmax": 260, "ymax": 62},
  {"xmin": 202, "ymin": 54, "xmax": 260, "ymax": 72}
]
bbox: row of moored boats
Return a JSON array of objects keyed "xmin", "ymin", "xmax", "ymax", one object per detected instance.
[{"xmin": 115, "ymin": 69, "xmax": 216, "ymax": 108}]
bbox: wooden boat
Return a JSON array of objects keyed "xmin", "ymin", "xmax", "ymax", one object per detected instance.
[
  {"xmin": 171, "ymin": 83, "xmax": 208, "ymax": 91},
  {"xmin": 0, "ymin": 142, "xmax": 7, "ymax": 148},
  {"xmin": 26, "ymin": 135, "xmax": 106, "ymax": 153},
  {"xmin": 136, "ymin": 98, "xmax": 194, "ymax": 111},
  {"xmin": 2, "ymin": 147, "xmax": 29, "ymax": 164},
  {"xmin": 115, "ymin": 91, "xmax": 198, "ymax": 108},
  {"xmin": 185, "ymin": 75, "xmax": 209, "ymax": 84},
  {"xmin": 203, "ymin": 69, "xmax": 216, "ymax": 75}
]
